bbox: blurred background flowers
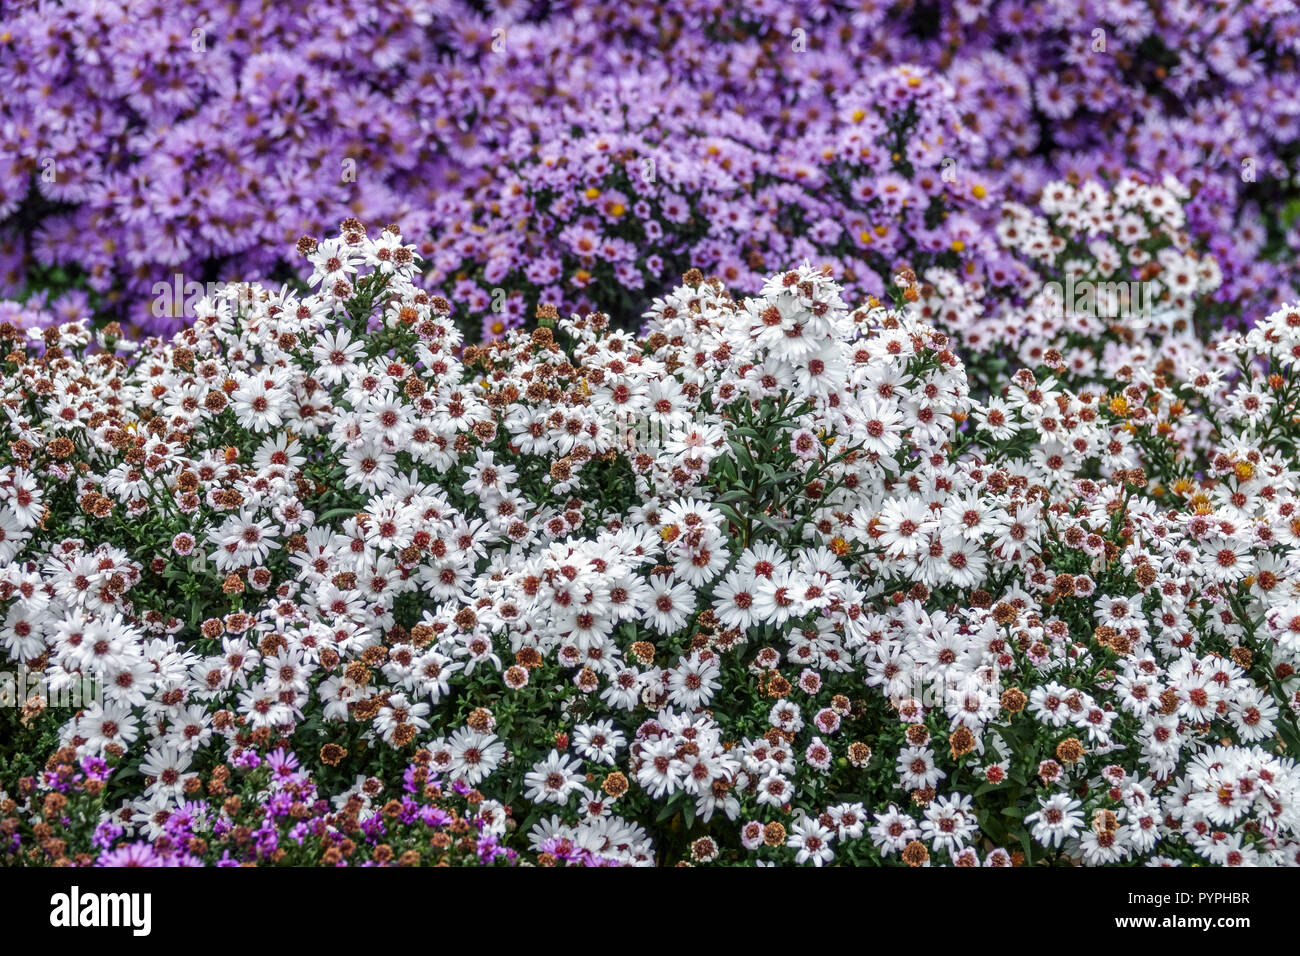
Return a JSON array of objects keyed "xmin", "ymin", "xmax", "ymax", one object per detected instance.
[{"xmin": 2, "ymin": 0, "xmax": 1298, "ymax": 340}]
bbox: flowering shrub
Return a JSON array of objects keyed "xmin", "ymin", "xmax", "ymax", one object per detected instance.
[
  {"xmin": 0, "ymin": 0, "xmax": 464, "ymax": 334},
  {"xmin": 3, "ymin": 1, "xmax": 1298, "ymax": 338},
  {"xmin": 923, "ymin": 0, "xmax": 1300, "ymax": 319},
  {"xmin": 3, "ymin": 220, "xmax": 1300, "ymax": 866},
  {"xmin": 6, "ymin": 746, "xmax": 551, "ymax": 867},
  {"xmin": 912, "ymin": 174, "xmax": 1231, "ymax": 394},
  {"xmin": 426, "ymin": 66, "xmax": 1001, "ymax": 340}
]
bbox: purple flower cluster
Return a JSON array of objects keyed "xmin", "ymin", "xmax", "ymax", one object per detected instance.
[
  {"xmin": 425, "ymin": 65, "xmax": 1002, "ymax": 338},
  {"xmin": 1, "ymin": 0, "xmax": 466, "ymax": 334},
  {"xmin": 1, "ymin": 0, "xmax": 1297, "ymax": 338},
  {"xmin": 50, "ymin": 749, "xmax": 525, "ymax": 867}
]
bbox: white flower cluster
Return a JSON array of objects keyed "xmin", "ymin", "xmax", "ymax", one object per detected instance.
[{"xmin": 3, "ymin": 219, "xmax": 1300, "ymax": 866}]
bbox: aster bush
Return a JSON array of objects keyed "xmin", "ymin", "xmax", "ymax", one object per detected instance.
[
  {"xmin": 3, "ymin": 220, "xmax": 1300, "ymax": 867},
  {"xmin": 7, "ymin": 743, "xmax": 562, "ymax": 866},
  {"xmin": 4, "ymin": 1, "xmax": 1300, "ymax": 341},
  {"xmin": 913, "ymin": 174, "xmax": 1230, "ymax": 394},
  {"xmin": 426, "ymin": 65, "xmax": 1003, "ymax": 340}
]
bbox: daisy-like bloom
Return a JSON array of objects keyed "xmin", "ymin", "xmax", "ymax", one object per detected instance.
[
  {"xmin": 231, "ymin": 373, "xmax": 291, "ymax": 433},
  {"xmin": 100, "ymin": 656, "xmax": 156, "ymax": 709},
  {"xmin": 164, "ymin": 704, "xmax": 213, "ymax": 753},
  {"xmin": 446, "ymin": 727, "xmax": 506, "ymax": 785},
  {"xmin": 1201, "ymin": 537, "xmax": 1252, "ymax": 584},
  {"xmin": 804, "ymin": 737, "xmax": 833, "ymax": 772},
  {"xmin": 95, "ymin": 842, "xmax": 167, "ymax": 867},
  {"xmin": 869, "ymin": 806, "xmax": 920, "ymax": 857},
  {"xmin": 856, "ymin": 395, "xmax": 906, "ymax": 457},
  {"xmin": 2, "ymin": 470, "xmax": 43, "ymax": 528},
  {"xmin": 789, "ymin": 428, "xmax": 821, "ymax": 461},
  {"xmin": 238, "ymin": 683, "xmax": 297, "ymax": 729},
  {"xmin": 1176, "ymin": 674, "xmax": 1221, "ymax": 724},
  {"xmin": 767, "ymin": 699, "xmax": 805, "ymax": 735},
  {"xmin": 413, "ymin": 648, "xmax": 462, "ymax": 704},
  {"xmin": 935, "ymin": 533, "xmax": 986, "ymax": 588},
  {"xmin": 645, "ymin": 575, "xmax": 696, "ymax": 634},
  {"xmin": 364, "ymin": 229, "xmax": 419, "ymax": 276},
  {"xmin": 1227, "ymin": 383, "xmax": 1275, "ymax": 428},
  {"xmin": 76, "ymin": 700, "xmax": 140, "ymax": 753},
  {"xmin": 209, "ymin": 509, "xmax": 280, "ymax": 570},
  {"xmin": 739, "ymin": 820, "xmax": 765, "ymax": 852},
  {"xmin": 874, "ymin": 497, "xmax": 934, "ymax": 558},
  {"xmin": 666, "ymin": 651, "xmax": 721, "ymax": 710},
  {"xmin": 712, "ymin": 569, "xmax": 758, "ymax": 631},
  {"xmin": 896, "ymin": 745, "xmax": 945, "ymax": 790},
  {"xmin": 920, "ymin": 793, "xmax": 978, "ymax": 855},
  {"xmin": 972, "ymin": 397, "xmax": 1020, "ymax": 441},
  {"xmin": 573, "ymin": 720, "xmax": 626, "ymax": 765},
  {"xmin": 373, "ymin": 692, "xmax": 431, "ymax": 746},
  {"xmin": 139, "ymin": 745, "xmax": 195, "ymax": 800},
  {"xmin": 340, "ymin": 443, "xmax": 396, "ymax": 494},
  {"xmin": 523, "ymin": 750, "xmax": 586, "ymax": 805},
  {"xmin": 751, "ymin": 566, "xmax": 806, "ymax": 628},
  {"xmin": 1079, "ymin": 827, "xmax": 1129, "ymax": 866},
  {"xmin": 1024, "ymin": 793, "xmax": 1084, "ymax": 849},
  {"xmin": 0, "ymin": 507, "xmax": 29, "ymax": 563},
  {"xmin": 306, "ymin": 237, "xmax": 359, "ymax": 289},
  {"xmin": 826, "ymin": 802, "xmax": 867, "ymax": 840},
  {"xmin": 663, "ymin": 422, "xmax": 726, "ymax": 469},
  {"xmin": 755, "ymin": 772, "xmax": 795, "ymax": 808},
  {"xmin": 1227, "ymin": 686, "xmax": 1279, "ymax": 743},
  {"xmin": 635, "ymin": 737, "xmax": 684, "ymax": 799},
  {"xmin": 462, "ymin": 450, "xmax": 518, "ymax": 503},
  {"xmin": 600, "ymin": 668, "xmax": 644, "ymax": 711},
  {"xmin": 311, "ymin": 327, "xmax": 365, "ymax": 385},
  {"xmin": 362, "ymin": 392, "xmax": 412, "ymax": 447},
  {"xmin": 941, "ymin": 490, "xmax": 1001, "ymax": 541},
  {"xmin": 787, "ymin": 816, "xmax": 836, "ymax": 866},
  {"xmin": 643, "ymin": 377, "xmax": 691, "ymax": 433}
]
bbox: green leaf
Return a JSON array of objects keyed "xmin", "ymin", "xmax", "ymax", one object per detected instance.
[
  {"xmin": 1282, "ymin": 198, "xmax": 1300, "ymax": 229},
  {"xmin": 715, "ymin": 503, "xmax": 748, "ymax": 528}
]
